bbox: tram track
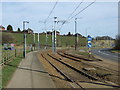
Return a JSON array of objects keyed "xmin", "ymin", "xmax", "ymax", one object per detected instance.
[
  {"xmin": 40, "ymin": 51, "xmax": 120, "ymax": 88},
  {"xmin": 47, "ymin": 53, "xmax": 98, "ymax": 81},
  {"xmin": 57, "ymin": 51, "xmax": 119, "ymax": 74},
  {"xmin": 41, "ymin": 53, "xmax": 85, "ymax": 89}
]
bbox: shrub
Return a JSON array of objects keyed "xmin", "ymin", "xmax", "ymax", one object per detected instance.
[
  {"xmin": 2, "ymin": 33, "xmax": 14, "ymax": 44},
  {"xmin": 114, "ymin": 35, "xmax": 120, "ymax": 50}
]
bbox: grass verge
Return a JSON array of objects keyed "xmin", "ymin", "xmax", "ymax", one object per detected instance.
[
  {"xmin": 66, "ymin": 47, "xmax": 100, "ymax": 61},
  {"xmin": 110, "ymin": 49, "xmax": 120, "ymax": 54},
  {"xmin": 2, "ymin": 50, "xmax": 31, "ymax": 88},
  {"xmin": 2, "ymin": 54, "xmax": 23, "ymax": 88}
]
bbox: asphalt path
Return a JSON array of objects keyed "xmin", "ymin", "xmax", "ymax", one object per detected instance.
[
  {"xmin": 6, "ymin": 51, "xmax": 56, "ymax": 88},
  {"xmin": 91, "ymin": 48, "xmax": 120, "ymax": 63}
]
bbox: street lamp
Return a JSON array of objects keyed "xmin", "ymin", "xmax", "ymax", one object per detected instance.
[{"xmin": 23, "ymin": 21, "xmax": 29, "ymax": 58}]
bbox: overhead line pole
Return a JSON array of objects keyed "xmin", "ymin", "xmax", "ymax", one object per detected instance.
[
  {"xmin": 53, "ymin": 17, "xmax": 57, "ymax": 53},
  {"xmin": 38, "ymin": 33, "xmax": 40, "ymax": 50},
  {"xmin": 44, "ymin": 22, "xmax": 48, "ymax": 49},
  {"xmin": 44, "ymin": 0, "xmax": 59, "ymax": 50},
  {"xmin": 75, "ymin": 18, "xmax": 77, "ymax": 51},
  {"xmin": 46, "ymin": 31, "xmax": 48, "ymax": 49},
  {"xmin": 34, "ymin": 33, "xmax": 36, "ymax": 50},
  {"xmin": 38, "ymin": 21, "xmax": 48, "ymax": 49},
  {"xmin": 23, "ymin": 21, "xmax": 25, "ymax": 58},
  {"xmin": 52, "ymin": 26, "xmax": 54, "ymax": 53}
]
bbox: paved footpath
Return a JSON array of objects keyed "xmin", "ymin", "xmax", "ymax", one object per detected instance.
[{"xmin": 6, "ymin": 51, "xmax": 56, "ymax": 88}]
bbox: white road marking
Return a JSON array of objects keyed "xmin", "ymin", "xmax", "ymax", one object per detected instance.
[{"xmin": 98, "ymin": 50, "xmax": 119, "ymax": 58}]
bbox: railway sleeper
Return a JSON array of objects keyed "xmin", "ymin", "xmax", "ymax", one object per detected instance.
[
  {"xmin": 41, "ymin": 52, "xmax": 120, "ymax": 88},
  {"xmin": 41, "ymin": 54, "xmax": 85, "ymax": 89},
  {"xmin": 63, "ymin": 53, "xmax": 94, "ymax": 61},
  {"xmin": 41, "ymin": 54, "xmax": 73, "ymax": 82},
  {"xmin": 47, "ymin": 53, "xmax": 98, "ymax": 81},
  {"xmin": 57, "ymin": 52, "xmax": 81, "ymax": 62}
]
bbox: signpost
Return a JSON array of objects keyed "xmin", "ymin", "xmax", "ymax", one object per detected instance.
[{"xmin": 87, "ymin": 35, "xmax": 92, "ymax": 57}]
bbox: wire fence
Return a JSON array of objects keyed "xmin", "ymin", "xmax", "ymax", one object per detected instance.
[{"xmin": 0, "ymin": 49, "xmax": 23, "ymax": 66}]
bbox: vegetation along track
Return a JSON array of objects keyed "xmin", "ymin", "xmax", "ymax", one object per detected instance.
[
  {"xmin": 40, "ymin": 51, "xmax": 119, "ymax": 88},
  {"xmin": 57, "ymin": 51, "xmax": 119, "ymax": 74},
  {"xmin": 56, "ymin": 51, "xmax": 119, "ymax": 85}
]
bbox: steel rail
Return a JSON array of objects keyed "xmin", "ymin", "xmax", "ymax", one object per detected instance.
[{"xmin": 41, "ymin": 53, "xmax": 85, "ymax": 89}]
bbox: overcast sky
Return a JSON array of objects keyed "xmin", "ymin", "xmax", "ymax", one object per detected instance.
[{"xmin": 0, "ymin": 0, "xmax": 118, "ymax": 38}]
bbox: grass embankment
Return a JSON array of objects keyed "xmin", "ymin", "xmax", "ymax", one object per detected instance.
[{"xmin": 2, "ymin": 32, "xmax": 87, "ymax": 47}]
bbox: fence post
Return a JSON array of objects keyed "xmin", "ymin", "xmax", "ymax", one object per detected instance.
[
  {"xmin": 6, "ymin": 51, "xmax": 8, "ymax": 64},
  {"xmin": 15, "ymin": 49, "xmax": 16, "ymax": 57},
  {"xmin": 8, "ymin": 51, "xmax": 10, "ymax": 62},
  {"xmin": 2, "ymin": 54, "xmax": 4, "ymax": 66}
]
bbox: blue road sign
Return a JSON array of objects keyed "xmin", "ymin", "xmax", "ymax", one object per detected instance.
[
  {"xmin": 87, "ymin": 43, "xmax": 92, "ymax": 48},
  {"xmin": 88, "ymin": 38, "xmax": 92, "ymax": 41},
  {"xmin": 87, "ymin": 35, "xmax": 92, "ymax": 48},
  {"xmin": 87, "ymin": 35, "xmax": 92, "ymax": 41}
]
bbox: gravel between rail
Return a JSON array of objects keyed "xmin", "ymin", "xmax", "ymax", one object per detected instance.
[
  {"xmin": 37, "ymin": 50, "xmax": 120, "ymax": 88},
  {"xmin": 57, "ymin": 50, "xmax": 119, "ymax": 85}
]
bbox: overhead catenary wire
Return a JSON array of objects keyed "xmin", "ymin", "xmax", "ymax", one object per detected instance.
[
  {"xmin": 58, "ymin": 0, "xmax": 84, "ymax": 30},
  {"xmin": 59, "ymin": 0, "xmax": 96, "ymax": 30},
  {"xmin": 44, "ymin": 0, "xmax": 59, "ymax": 23},
  {"xmin": 69, "ymin": 0, "xmax": 96, "ymax": 20}
]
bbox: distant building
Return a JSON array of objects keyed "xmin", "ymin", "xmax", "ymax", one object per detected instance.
[
  {"xmin": 27, "ymin": 28, "xmax": 33, "ymax": 34},
  {"xmin": 95, "ymin": 36, "xmax": 113, "ymax": 40},
  {"xmin": 22, "ymin": 28, "xmax": 34, "ymax": 34},
  {"xmin": 47, "ymin": 31, "xmax": 52, "ymax": 35},
  {"xmin": 0, "ymin": 25, "xmax": 5, "ymax": 31},
  {"xmin": 56, "ymin": 31, "xmax": 60, "ymax": 35},
  {"xmin": 41, "ymin": 31, "xmax": 60, "ymax": 35},
  {"xmin": 40, "ymin": 32, "xmax": 46, "ymax": 35}
]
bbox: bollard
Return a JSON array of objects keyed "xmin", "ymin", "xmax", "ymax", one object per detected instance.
[{"xmin": 88, "ymin": 48, "xmax": 91, "ymax": 58}]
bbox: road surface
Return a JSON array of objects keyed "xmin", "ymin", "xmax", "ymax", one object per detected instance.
[{"xmin": 91, "ymin": 48, "xmax": 119, "ymax": 63}]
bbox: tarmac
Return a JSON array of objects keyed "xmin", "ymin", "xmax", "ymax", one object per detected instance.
[{"xmin": 6, "ymin": 51, "xmax": 56, "ymax": 88}]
